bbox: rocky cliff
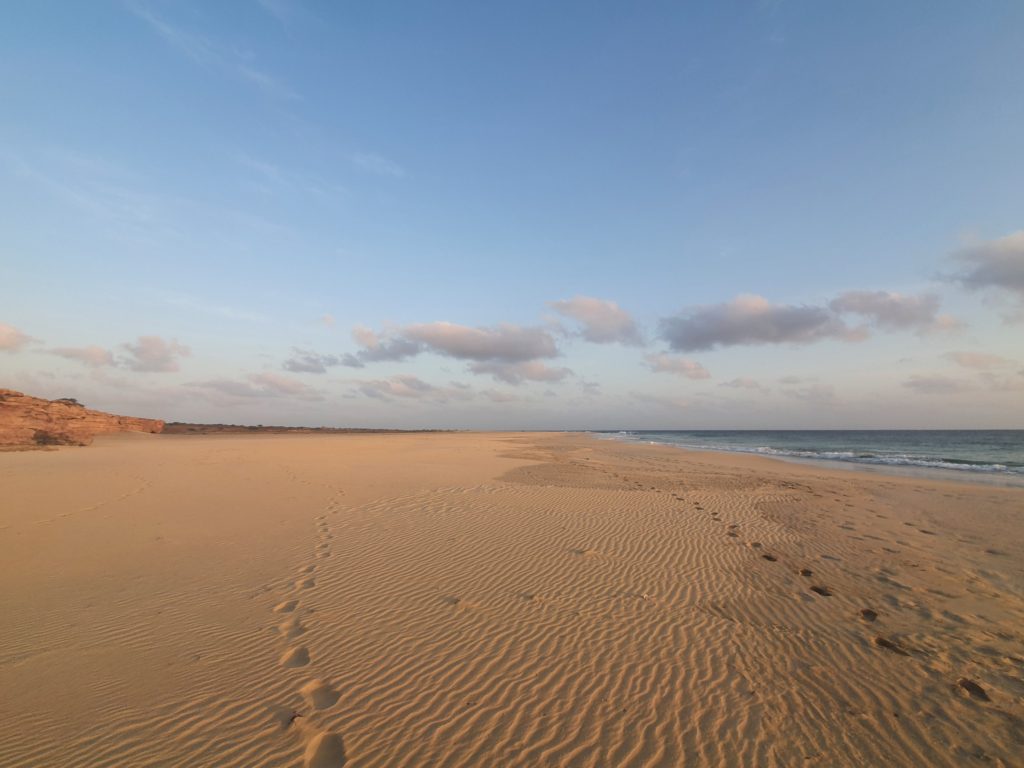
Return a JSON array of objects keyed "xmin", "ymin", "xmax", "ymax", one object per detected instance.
[{"xmin": 0, "ymin": 389, "xmax": 164, "ymax": 447}]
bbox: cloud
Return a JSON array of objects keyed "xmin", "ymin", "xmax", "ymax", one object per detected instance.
[
  {"xmin": 338, "ymin": 326, "xmax": 423, "ymax": 367},
  {"xmin": 282, "ymin": 348, "xmax": 341, "ymax": 374},
  {"xmin": 346, "ymin": 321, "xmax": 560, "ymax": 368},
  {"xmin": 952, "ymin": 230, "xmax": 1024, "ymax": 299},
  {"xmin": 49, "ymin": 345, "xmax": 116, "ymax": 368},
  {"xmin": 660, "ymin": 294, "xmax": 858, "ymax": 352},
  {"xmin": 122, "ymin": 336, "xmax": 190, "ymax": 373},
  {"xmin": 630, "ymin": 391, "xmax": 692, "ymax": 410},
  {"xmin": 351, "ymin": 152, "xmax": 405, "ymax": 178},
  {"xmin": 354, "ymin": 374, "xmax": 469, "ymax": 403},
  {"xmin": 319, "ymin": 314, "xmax": 335, "ymax": 328},
  {"xmin": 403, "ymin": 322, "xmax": 558, "ymax": 362},
  {"xmin": 188, "ymin": 372, "xmax": 321, "ymax": 400},
  {"xmin": 944, "ymin": 351, "xmax": 1012, "ymax": 370},
  {"xmin": 978, "ymin": 370, "xmax": 1024, "ymax": 392},
  {"xmin": 781, "ymin": 382, "xmax": 837, "ymax": 403},
  {"xmin": 829, "ymin": 291, "xmax": 955, "ymax": 333},
  {"xmin": 126, "ymin": 1, "xmax": 296, "ymax": 99},
  {"xmin": 902, "ymin": 375, "xmax": 974, "ymax": 395},
  {"xmin": 480, "ymin": 389, "xmax": 519, "ymax": 403},
  {"xmin": 549, "ymin": 296, "xmax": 642, "ymax": 345},
  {"xmin": 645, "ymin": 353, "xmax": 710, "ymax": 379},
  {"xmin": 719, "ymin": 377, "xmax": 765, "ymax": 390},
  {"xmin": 467, "ymin": 360, "xmax": 573, "ymax": 385},
  {"xmin": 0, "ymin": 323, "xmax": 33, "ymax": 351}
]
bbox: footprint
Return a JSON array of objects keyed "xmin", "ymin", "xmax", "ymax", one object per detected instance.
[
  {"xmin": 873, "ymin": 636, "xmax": 908, "ymax": 656},
  {"xmin": 798, "ymin": 568, "xmax": 813, "ymax": 577},
  {"xmin": 297, "ymin": 578, "xmax": 316, "ymax": 590},
  {"xmin": 957, "ymin": 677, "xmax": 990, "ymax": 702},
  {"xmin": 300, "ymin": 679, "xmax": 341, "ymax": 710},
  {"xmin": 809, "ymin": 586, "xmax": 833, "ymax": 597},
  {"xmin": 281, "ymin": 646, "xmax": 311, "ymax": 668},
  {"xmin": 304, "ymin": 730, "xmax": 346, "ymax": 768},
  {"xmin": 860, "ymin": 608, "xmax": 878, "ymax": 622},
  {"xmin": 279, "ymin": 618, "xmax": 306, "ymax": 638},
  {"xmin": 302, "ymin": 565, "xmax": 317, "ymax": 574},
  {"xmin": 274, "ymin": 599, "xmax": 299, "ymax": 613},
  {"xmin": 762, "ymin": 554, "xmax": 778, "ymax": 562}
]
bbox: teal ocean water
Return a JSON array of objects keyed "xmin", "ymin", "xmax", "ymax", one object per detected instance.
[{"xmin": 598, "ymin": 430, "xmax": 1024, "ymax": 484}]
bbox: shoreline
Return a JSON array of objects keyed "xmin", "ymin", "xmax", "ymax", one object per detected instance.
[{"xmin": 590, "ymin": 431, "xmax": 1024, "ymax": 489}]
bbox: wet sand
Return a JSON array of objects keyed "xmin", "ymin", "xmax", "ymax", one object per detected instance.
[{"xmin": 0, "ymin": 431, "xmax": 1021, "ymax": 766}]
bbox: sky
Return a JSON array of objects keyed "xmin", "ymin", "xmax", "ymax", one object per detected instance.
[{"xmin": 1, "ymin": 0, "xmax": 1023, "ymax": 429}]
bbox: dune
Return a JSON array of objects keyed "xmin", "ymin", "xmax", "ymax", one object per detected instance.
[{"xmin": 0, "ymin": 431, "xmax": 1021, "ymax": 766}]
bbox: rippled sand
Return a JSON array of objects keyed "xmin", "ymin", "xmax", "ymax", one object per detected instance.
[{"xmin": 1, "ymin": 432, "xmax": 1021, "ymax": 766}]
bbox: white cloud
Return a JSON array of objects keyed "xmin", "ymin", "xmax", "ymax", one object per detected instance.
[
  {"xmin": 645, "ymin": 353, "xmax": 710, "ymax": 379},
  {"xmin": 126, "ymin": 1, "xmax": 296, "ymax": 99},
  {"xmin": 0, "ymin": 323, "xmax": 33, "ymax": 352},
  {"xmin": 122, "ymin": 336, "xmax": 190, "ymax": 373},
  {"xmin": 549, "ymin": 296, "xmax": 642, "ymax": 345}
]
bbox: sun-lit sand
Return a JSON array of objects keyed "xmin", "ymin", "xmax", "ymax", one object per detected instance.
[{"xmin": 1, "ymin": 432, "xmax": 1021, "ymax": 767}]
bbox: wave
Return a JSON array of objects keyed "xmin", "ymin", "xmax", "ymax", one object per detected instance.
[{"xmin": 598, "ymin": 433, "xmax": 1024, "ymax": 475}]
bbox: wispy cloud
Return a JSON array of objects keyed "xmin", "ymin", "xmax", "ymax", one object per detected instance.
[
  {"xmin": 719, "ymin": 377, "xmax": 765, "ymax": 391},
  {"xmin": 49, "ymin": 346, "xmax": 116, "ymax": 368},
  {"xmin": 125, "ymin": 1, "xmax": 297, "ymax": 99},
  {"xmin": 351, "ymin": 152, "xmax": 406, "ymax": 178},
  {"xmin": 902, "ymin": 375, "xmax": 974, "ymax": 395},
  {"xmin": 467, "ymin": 360, "xmax": 573, "ymax": 385},
  {"xmin": 162, "ymin": 293, "xmax": 268, "ymax": 323},
  {"xmin": 354, "ymin": 375, "xmax": 470, "ymax": 403},
  {"xmin": 781, "ymin": 382, "xmax": 837, "ymax": 403},
  {"xmin": 645, "ymin": 353, "xmax": 710, "ymax": 379},
  {"xmin": 944, "ymin": 351, "xmax": 1013, "ymax": 370},
  {"xmin": 188, "ymin": 372, "xmax": 322, "ymax": 400}
]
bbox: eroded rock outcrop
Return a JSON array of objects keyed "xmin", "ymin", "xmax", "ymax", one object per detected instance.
[{"xmin": 0, "ymin": 389, "xmax": 164, "ymax": 447}]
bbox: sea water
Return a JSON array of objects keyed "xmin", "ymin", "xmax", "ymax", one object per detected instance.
[{"xmin": 598, "ymin": 430, "xmax": 1024, "ymax": 486}]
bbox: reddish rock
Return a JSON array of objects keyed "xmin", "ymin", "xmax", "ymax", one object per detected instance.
[{"xmin": 0, "ymin": 389, "xmax": 163, "ymax": 447}]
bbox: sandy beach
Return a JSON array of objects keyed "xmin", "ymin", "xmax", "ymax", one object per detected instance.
[{"xmin": 1, "ymin": 432, "xmax": 1021, "ymax": 767}]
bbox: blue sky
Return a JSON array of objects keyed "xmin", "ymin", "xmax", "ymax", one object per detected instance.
[{"xmin": 2, "ymin": 0, "xmax": 1023, "ymax": 428}]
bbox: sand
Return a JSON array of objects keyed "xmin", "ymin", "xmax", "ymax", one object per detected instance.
[{"xmin": 0, "ymin": 431, "xmax": 1021, "ymax": 767}]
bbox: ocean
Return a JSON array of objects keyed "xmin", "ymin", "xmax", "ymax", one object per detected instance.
[{"xmin": 596, "ymin": 430, "xmax": 1024, "ymax": 486}]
